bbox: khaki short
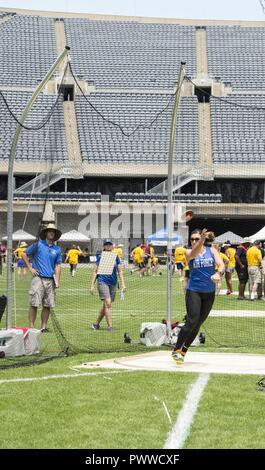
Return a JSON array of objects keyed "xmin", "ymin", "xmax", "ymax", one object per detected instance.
[
  {"xmin": 29, "ymin": 276, "xmax": 55, "ymax": 308},
  {"xmin": 97, "ymin": 282, "xmax": 117, "ymax": 302},
  {"xmin": 248, "ymin": 266, "xmax": 261, "ymax": 284}
]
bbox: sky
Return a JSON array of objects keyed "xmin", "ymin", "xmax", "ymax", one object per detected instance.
[{"xmin": 0, "ymin": 0, "xmax": 265, "ymax": 21}]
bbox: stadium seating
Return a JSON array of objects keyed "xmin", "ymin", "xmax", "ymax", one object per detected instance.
[
  {"xmin": 207, "ymin": 26, "xmax": 265, "ymax": 90},
  {"xmin": 0, "ymin": 91, "xmax": 67, "ymax": 162},
  {"xmin": 64, "ymin": 19, "xmax": 196, "ymax": 89},
  {"xmin": 0, "ymin": 13, "xmax": 57, "ymax": 86},
  {"xmin": 13, "ymin": 191, "xmax": 102, "ymax": 201},
  {"xmin": 115, "ymin": 192, "xmax": 222, "ymax": 202},
  {"xmin": 1, "ymin": 12, "xmax": 265, "ymax": 169},
  {"xmin": 75, "ymin": 94, "xmax": 200, "ymax": 165},
  {"xmin": 210, "ymin": 95, "xmax": 265, "ymax": 164}
]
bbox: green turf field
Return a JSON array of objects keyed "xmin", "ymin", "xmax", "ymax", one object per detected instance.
[
  {"xmin": 0, "ymin": 266, "xmax": 265, "ymax": 449},
  {"xmin": 1, "ymin": 265, "xmax": 265, "ymax": 354},
  {"xmin": 0, "ymin": 353, "xmax": 265, "ymax": 449}
]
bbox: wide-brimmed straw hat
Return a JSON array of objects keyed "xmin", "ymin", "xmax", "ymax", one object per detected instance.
[{"xmin": 39, "ymin": 223, "xmax": 62, "ymax": 241}]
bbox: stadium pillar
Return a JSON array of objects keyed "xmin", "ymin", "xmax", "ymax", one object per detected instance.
[
  {"xmin": 6, "ymin": 46, "xmax": 70, "ymax": 329},
  {"xmin": 167, "ymin": 62, "xmax": 186, "ymax": 335}
]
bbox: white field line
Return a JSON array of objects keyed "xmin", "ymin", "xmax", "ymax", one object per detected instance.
[
  {"xmin": 11, "ymin": 307, "xmax": 265, "ymax": 318},
  {"xmin": 162, "ymin": 401, "xmax": 172, "ymax": 425},
  {"xmin": 210, "ymin": 310, "xmax": 265, "ymax": 318},
  {"xmin": 1, "ymin": 288, "xmax": 168, "ymax": 295},
  {"xmin": 10, "ymin": 307, "xmax": 166, "ymax": 315},
  {"xmin": 164, "ymin": 373, "xmax": 210, "ymax": 450},
  {"xmin": 0, "ymin": 370, "xmax": 133, "ymax": 385},
  {"xmin": 154, "ymin": 395, "xmax": 172, "ymax": 425}
]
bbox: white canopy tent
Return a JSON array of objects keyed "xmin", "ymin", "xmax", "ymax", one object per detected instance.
[
  {"xmin": 58, "ymin": 230, "xmax": 90, "ymax": 242},
  {"xmin": 2, "ymin": 229, "xmax": 35, "ymax": 241},
  {"xmin": 215, "ymin": 231, "xmax": 243, "ymax": 245},
  {"xmin": 249, "ymin": 226, "xmax": 265, "ymax": 241}
]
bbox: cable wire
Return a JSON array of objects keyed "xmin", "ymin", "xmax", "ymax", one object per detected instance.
[
  {"xmin": 0, "ymin": 62, "xmax": 69, "ymax": 131},
  {"xmin": 259, "ymin": 0, "xmax": 265, "ymax": 15},
  {"xmin": 69, "ymin": 62, "xmax": 183, "ymax": 137},
  {"xmin": 185, "ymin": 76, "xmax": 265, "ymax": 112}
]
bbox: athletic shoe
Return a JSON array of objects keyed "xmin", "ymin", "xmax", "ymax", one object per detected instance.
[
  {"xmin": 107, "ymin": 326, "xmax": 113, "ymax": 332},
  {"xmin": 226, "ymin": 290, "xmax": 232, "ymax": 295},
  {"xmin": 40, "ymin": 328, "xmax": 49, "ymax": 333},
  {"xmin": 92, "ymin": 323, "xmax": 100, "ymax": 330},
  {"xmin": 172, "ymin": 350, "xmax": 185, "ymax": 365},
  {"xmin": 237, "ymin": 296, "xmax": 245, "ymax": 300}
]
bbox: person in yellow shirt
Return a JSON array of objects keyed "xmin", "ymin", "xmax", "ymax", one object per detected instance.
[
  {"xmin": 113, "ymin": 244, "xmax": 123, "ymax": 260},
  {"xmin": 223, "ymin": 241, "xmax": 236, "ymax": 295},
  {"xmin": 131, "ymin": 244, "xmax": 145, "ymax": 276},
  {"xmin": 13, "ymin": 241, "xmax": 28, "ymax": 277},
  {"xmin": 145, "ymin": 243, "xmax": 155, "ymax": 276},
  {"xmin": 130, "ymin": 246, "xmax": 138, "ymax": 273},
  {"xmin": 261, "ymin": 249, "xmax": 265, "ymax": 299},
  {"xmin": 151, "ymin": 248, "xmax": 162, "ymax": 276},
  {"xmin": 174, "ymin": 245, "xmax": 186, "ymax": 279},
  {"xmin": 246, "ymin": 240, "xmax": 262, "ymax": 300},
  {"xmin": 213, "ymin": 243, "xmax": 229, "ymax": 295},
  {"xmin": 65, "ymin": 245, "xmax": 83, "ymax": 277},
  {"xmin": 113, "ymin": 243, "xmax": 125, "ymax": 268}
]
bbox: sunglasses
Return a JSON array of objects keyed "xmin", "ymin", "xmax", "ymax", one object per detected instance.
[{"xmin": 191, "ymin": 237, "xmax": 200, "ymax": 242}]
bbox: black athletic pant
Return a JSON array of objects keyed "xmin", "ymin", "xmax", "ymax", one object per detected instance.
[{"xmin": 175, "ymin": 289, "xmax": 215, "ymax": 350}]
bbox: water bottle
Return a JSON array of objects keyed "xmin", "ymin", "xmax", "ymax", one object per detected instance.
[{"xmin": 120, "ymin": 290, "xmax": 125, "ymax": 301}]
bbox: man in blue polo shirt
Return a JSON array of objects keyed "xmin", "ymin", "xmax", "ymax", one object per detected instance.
[
  {"xmin": 90, "ymin": 239, "xmax": 126, "ymax": 332},
  {"xmin": 21, "ymin": 223, "xmax": 62, "ymax": 332}
]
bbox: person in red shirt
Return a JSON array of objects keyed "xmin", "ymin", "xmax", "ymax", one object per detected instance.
[{"xmin": 0, "ymin": 242, "xmax": 6, "ymax": 276}]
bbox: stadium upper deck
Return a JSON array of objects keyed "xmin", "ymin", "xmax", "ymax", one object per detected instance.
[{"xmin": 0, "ymin": 8, "xmax": 265, "ymax": 179}]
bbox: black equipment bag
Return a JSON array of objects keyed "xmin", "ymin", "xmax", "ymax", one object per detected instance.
[{"xmin": 0, "ymin": 295, "xmax": 7, "ymax": 322}]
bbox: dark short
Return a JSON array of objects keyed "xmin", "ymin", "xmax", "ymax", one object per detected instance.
[
  {"xmin": 17, "ymin": 259, "xmax": 26, "ymax": 268},
  {"xmin": 236, "ymin": 268, "xmax": 249, "ymax": 283},
  {"xmin": 176, "ymin": 262, "xmax": 184, "ymax": 270}
]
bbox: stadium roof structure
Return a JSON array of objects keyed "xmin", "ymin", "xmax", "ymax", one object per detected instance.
[
  {"xmin": 215, "ymin": 231, "xmax": 242, "ymax": 244},
  {"xmin": 249, "ymin": 226, "xmax": 265, "ymax": 242},
  {"xmin": 58, "ymin": 229, "xmax": 90, "ymax": 242},
  {"xmin": 2, "ymin": 229, "xmax": 35, "ymax": 241},
  {"xmin": 147, "ymin": 228, "xmax": 183, "ymax": 246}
]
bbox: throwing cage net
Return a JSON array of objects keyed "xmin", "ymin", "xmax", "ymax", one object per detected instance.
[{"xmin": 1, "ymin": 53, "xmax": 265, "ymax": 370}]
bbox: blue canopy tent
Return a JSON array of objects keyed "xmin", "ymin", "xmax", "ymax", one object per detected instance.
[{"xmin": 147, "ymin": 228, "xmax": 183, "ymax": 247}]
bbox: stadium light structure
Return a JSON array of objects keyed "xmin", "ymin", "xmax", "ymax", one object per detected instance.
[
  {"xmin": 167, "ymin": 62, "xmax": 186, "ymax": 335},
  {"xmin": 6, "ymin": 46, "xmax": 71, "ymax": 329}
]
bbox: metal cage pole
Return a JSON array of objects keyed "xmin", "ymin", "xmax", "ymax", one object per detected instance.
[
  {"xmin": 6, "ymin": 46, "xmax": 70, "ymax": 329},
  {"xmin": 167, "ymin": 62, "xmax": 186, "ymax": 335}
]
